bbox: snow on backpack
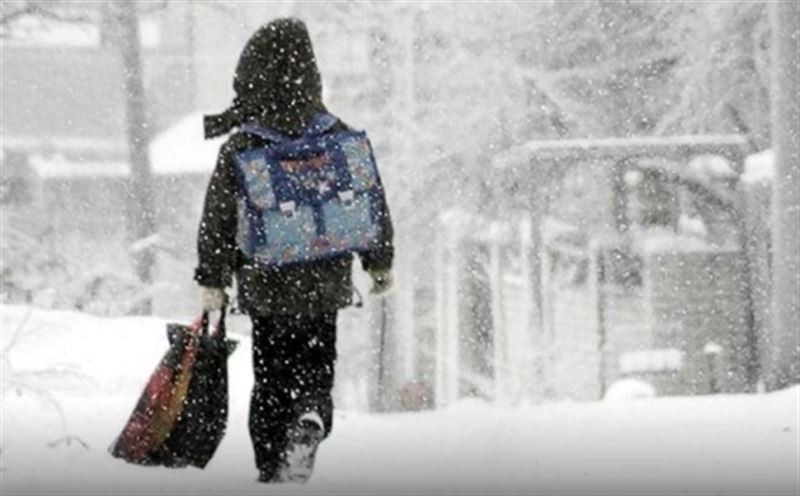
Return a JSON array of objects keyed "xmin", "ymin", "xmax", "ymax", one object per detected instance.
[{"xmin": 233, "ymin": 113, "xmax": 385, "ymax": 267}]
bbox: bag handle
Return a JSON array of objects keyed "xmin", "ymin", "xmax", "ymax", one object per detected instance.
[
  {"xmin": 200, "ymin": 307, "xmax": 227, "ymax": 339},
  {"xmin": 302, "ymin": 113, "xmax": 338, "ymax": 138}
]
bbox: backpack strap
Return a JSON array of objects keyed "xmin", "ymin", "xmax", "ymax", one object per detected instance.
[
  {"xmin": 240, "ymin": 114, "xmax": 338, "ymax": 142},
  {"xmin": 303, "ymin": 113, "xmax": 339, "ymax": 137},
  {"xmin": 240, "ymin": 121, "xmax": 290, "ymax": 144}
]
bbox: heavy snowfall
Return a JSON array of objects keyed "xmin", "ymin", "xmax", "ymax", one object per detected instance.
[{"xmin": 1, "ymin": 1, "xmax": 798, "ymax": 495}]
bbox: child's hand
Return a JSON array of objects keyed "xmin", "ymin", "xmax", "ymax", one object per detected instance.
[
  {"xmin": 200, "ymin": 286, "xmax": 228, "ymax": 311},
  {"xmin": 368, "ymin": 270, "xmax": 393, "ymax": 297}
]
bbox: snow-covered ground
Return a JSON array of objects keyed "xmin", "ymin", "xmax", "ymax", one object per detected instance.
[{"xmin": 1, "ymin": 304, "xmax": 797, "ymax": 495}]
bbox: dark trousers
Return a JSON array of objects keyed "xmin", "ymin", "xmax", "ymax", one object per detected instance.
[{"xmin": 249, "ymin": 312, "xmax": 337, "ymax": 475}]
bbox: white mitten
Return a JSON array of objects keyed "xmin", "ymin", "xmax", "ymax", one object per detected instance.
[
  {"xmin": 200, "ymin": 286, "xmax": 228, "ymax": 312},
  {"xmin": 368, "ymin": 270, "xmax": 393, "ymax": 296}
]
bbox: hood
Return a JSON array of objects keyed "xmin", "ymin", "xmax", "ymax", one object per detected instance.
[{"xmin": 204, "ymin": 18, "xmax": 324, "ymax": 139}]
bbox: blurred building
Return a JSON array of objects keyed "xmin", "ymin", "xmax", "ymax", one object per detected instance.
[
  {"xmin": 429, "ymin": 135, "xmax": 756, "ymax": 405},
  {"xmin": 1, "ymin": 2, "xmax": 197, "ymax": 162},
  {"xmin": 1, "ymin": 2, "xmax": 210, "ymax": 316}
]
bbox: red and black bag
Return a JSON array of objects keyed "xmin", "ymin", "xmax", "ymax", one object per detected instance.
[{"xmin": 109, "ymin": 310, "xmax": 237, "ymax": 468}]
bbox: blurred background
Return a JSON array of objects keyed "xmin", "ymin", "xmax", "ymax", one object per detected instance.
[{"xmin": 1, "ymin": 1, "xmax": 797, "ymax": 412}]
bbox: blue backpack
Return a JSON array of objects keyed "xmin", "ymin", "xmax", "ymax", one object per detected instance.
[{"xmin": 233, "ymin": 113, "xmax": 385, "ymax": 268}]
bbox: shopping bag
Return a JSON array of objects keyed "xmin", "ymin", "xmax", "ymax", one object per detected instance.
[
  {"xmin": 160, "ymin": 311, "xmax": 238, "ymax": 468},
  {"xmin": 109, "ymin": 310, "xmax": 237, "ymax": 468}
]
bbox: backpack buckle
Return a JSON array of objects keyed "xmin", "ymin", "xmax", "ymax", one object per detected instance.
[
  {"xmin": 279, "ymin": 201, "xmax": 297, "ymax": 218},
  {"xmin": 338, "ymin": 190, "xmax": 355, "ymax": 208}
]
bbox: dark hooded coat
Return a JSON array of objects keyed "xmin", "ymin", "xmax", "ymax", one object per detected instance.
[{"xmin": 195, "ymin": 18, "xmax": 393, "ymax": 316}]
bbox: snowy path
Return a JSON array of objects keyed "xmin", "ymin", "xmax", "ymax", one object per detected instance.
[{"xmin": 1, "ymin": 305, "xmax": 798, "ymax": 495}]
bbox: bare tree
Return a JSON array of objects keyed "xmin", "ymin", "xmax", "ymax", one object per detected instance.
[
  {"xmin": 2, "ymin": 1, "xmax": 158, "ymax": 314},
  {"xmin": 113, "ymin": 1, "xmax": 156, "ymax": 314}
]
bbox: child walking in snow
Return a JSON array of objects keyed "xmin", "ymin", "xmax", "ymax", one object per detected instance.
[{"xmin": 195, "ymin": 18, "xmax": 394, "ymax": 483}]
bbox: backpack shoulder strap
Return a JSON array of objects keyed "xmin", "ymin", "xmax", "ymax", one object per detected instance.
[
  {"xmin": 303, "ymin": 113, "xmax": 339, "ymax": 137},
  {"xmin": 240, "ymin": 121, "xmax": 289, "ymax": 144}
]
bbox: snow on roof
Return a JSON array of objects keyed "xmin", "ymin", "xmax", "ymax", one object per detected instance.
[
  {"xmin": 741, "ymin": 149, "xmax": 775, "ymax": 185},
  {"xmin": 493, "ymin": 134, "xmax": 749, "ymax": 169},
  {"xmin": 149, "ymin": 112, "xmax": 226, "ymax": 176},
  {"xmin": 632, "ymin": 228, "xmax": 737, "ymax": 255},
  {"xmin": 28, "ymin": 154, "xmax": 128, "ymax": 179},
  {"xmin": 3, "ymin": 17, "xmax": 101, "ymax": 47},
  {"xmin": 688, "ymin": 154, "xmax": 736, "ymax": 179},
  {"xmin": 2, "ymin": 135, "xmax": 124, "ymax": 154},
  {"xmin": 23, "ymin": 113, "xmax": 224, "ymax": 179}
]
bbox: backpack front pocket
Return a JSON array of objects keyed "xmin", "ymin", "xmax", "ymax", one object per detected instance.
[
  {"xmin": 255, "ymin": 205, "xmax": 317, "ymax": 264},
  {"xmin": 322, "ymin": 193, "xmax": 379, "ymax": 250}
]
